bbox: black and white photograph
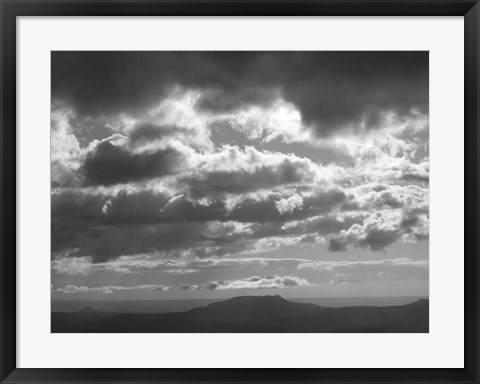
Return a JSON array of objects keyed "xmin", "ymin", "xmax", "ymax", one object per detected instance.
[{"xmin": 50, "ymin": 51, "xmax": 429, "ymax": 333}]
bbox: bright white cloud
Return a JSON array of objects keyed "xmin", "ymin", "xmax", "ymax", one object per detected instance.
[
  {"xmin": 230, "ymin": 98, "xmax": 313, "ymax": 143},
  {"xmin": 51, "ymin": 105, "xmax": 81, "ymax": 163},
  {"xmin": 275, "ymin": 194, "xmax": 304, "ymax": 215},
  {"xmin": 208, "ymin": 275, "xmax": 311, "ymax": 290}
]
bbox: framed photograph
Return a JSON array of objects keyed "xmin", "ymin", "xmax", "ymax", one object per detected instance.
[{"xmin": 1, "ymin": 0, "xmax": 478, "ymax": 383}]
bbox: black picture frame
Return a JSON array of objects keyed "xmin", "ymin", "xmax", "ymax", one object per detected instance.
[{"xmin": 1, "ymin": 1, "xmax": 478, "ymax": 383}]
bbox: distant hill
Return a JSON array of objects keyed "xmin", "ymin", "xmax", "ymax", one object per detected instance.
[
  {"xmin": 187, "ymin": 295, "xmax": 320, "ymax": 322},
  {"xmin": 52, "ymin": 295, "xmax": 429, "ymax": 333},
  {"xmin": 51, "ymin": 296, "xmax": 426, "ymax": 313},
  {"xmin": 75, "ymin": 306, "xmax": 99, "ymax": 314}
]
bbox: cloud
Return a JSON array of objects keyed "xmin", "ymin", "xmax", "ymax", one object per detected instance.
[
  {"xmin": 182, "ymin": 161, "xmax": 308, "ymax": 197},
  {"xmin": 52, "ymin": 185, "xmax": 340, "ymax": 260},
  {"xmin": 247, "ymin": 234, "xmax": 324, "ymax": 254},
  {"xmin": 202, "ymin": 221, "xmax": 253, "ymax": 239},
  {"xmin": 54, "ymin": 276, "xmax": 311, "ymax": 293},
  {"xmin": 206, "ymin": 275, "xmax": 311, "ymax": 290},
  {"xmin": 51, "ymin": 190, "xmax": 107, "ymax": 224},
  {"xmin": 222, "ymin": 189, "xmax": 345, "ymax": 224},
  {"xmin": 55, "ymin": 284, "xmax": 170, "ymax": 294},
  {"xmin": 300, "ymin": 257, "xmax": 429, "ymax": 271},
  {"xmin": 165, "ymin": 268, "xmax": 200, "ymax": 275},
  {"xmin": 337, "ymin": 121, "xmax": 430, "ymax": 187},
  {"xmin": 327, "ymin": 209, "xmax": 429, "ymax": 252},
  {"xmin": 128, "ymin": 123, "xmax": 182, "ymax": 146},
  {"xmin": 51, "ymin": 104, "xmax": 83, "ymax": 187},
  {"xmin": 358, "ymin": 228, "xmax": 402, "ymax": 252},
  {"xmin": 51, "ymin": 182, "xmax": 347, "ymax": 229},
  {"xmin": 298, "ymin": 258, "xmax": 429, "ymax": 283},
  {"xmin": 51, "ymin": 183, "xmax": 426, "ymax": 261},
  {"xmin": 51, "ymin": 225, "xmax": 325, "ymax": 264},
  {"xmin": 51, "ymin": 104, "xmax": 81, "ymax": 163},
  {"xmin": 52, "ymin": 52, "xmax": 428, "ymax": 137},
  {"xmin": 50, "ymin": 52, "xmax": 429, "ymax": 270},
  {"xmin": 51, "ymin": 254, "xmax": 312, "ymax": 275},
  {"xmin": 180, "ymin": 145, "xmax": 320, "ymax": 198},
  {"xmin": 128, "ymin": 121, "xmax": 212, "ymax": 152},
  {"xmin": 229, "ymin": 99, "xmax": 312, "ymax": 143},
  {"xmin": 275, "ymin": 194, "xmax": 304, "ymax": 215},
  {"xmin": 52, "ymin": 256, "xmax": 96, "ymax": 275},
  {"xmin": 180, "ymin": 284, "xmax": 200, "ymax": 291},
  {"xmin": 327, "ymin": 238, "xmax": 348, "ymax": 252},
  {"xmin": 52, "ymin": 254, "xmax": 427, "ymax": 287},
  {"xmin": 83, "ymin": 140, "xmax": 182, "ymax": 186},
  {"xmin": 282, "ymin": 212, "xmax": 366, "ymax": 236},
  {"xmin": 51, "ymin": 222, "xmax": 210, "ymax": 262}
]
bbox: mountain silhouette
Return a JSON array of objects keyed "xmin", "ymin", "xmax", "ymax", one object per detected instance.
[
  {"xmin": 75, "ymin": 306, "xmax": 99, "ymax": 314},
  {"xmin": 52, "ymin": 295, "xmax": 429, "ymax": 333},
  {"xmin": 187, "ymin": 295, "xmax": 320, "ymax": 322}
]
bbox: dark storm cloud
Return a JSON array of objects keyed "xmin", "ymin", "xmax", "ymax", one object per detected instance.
[
  {"xmin": 53, "ymin": 222, "xmax": 209, "ymax": 263},
  {"xmin": 51, "ymin": 220, "xmax": 88, "ymax": 254},
  {"xmin": 51, "ymin": 186, "xmax": 346, "ymax": 229},
  {"xmin": 160, "ymin": 196, "xmax": 226, "ymax": 223},
  {"xmin": 51, "ymin": 52, "xmax": 272, "ymax": 117},
  {"xmin": 129, "ymin": 124, "xmax": 175, "ymax": 146},
  {"xmin": 329, "ymin": 228, "xmax": 402, "ymax": 253},
  {"xmin": 400, "ymin": 215, "xmax": 420, "ymax": 229},
  {"xmin": 52, "ymin": 190, "xmax": 106, "ymax": 223},
  {"xmin": 51, "ymin": 186, "xmax": 349, "ymax": 261},
  {"xmin": 182, "ymin": 161, "xmax": 312, "ymax": 198},
  {"xmin": 52, "ymin": 51, "xmax": 428, "ymax": 136},
  {"xmin": 51, "ymin": 189, "xmax": 224, "ymax": 226},
  {"xmin": 328, "ymin": 238, "xmax": 348, "ymax": 252},
  {"xmin": 358, "ymin": 229, "xmax": 402, "ymax": 252},
  {"xmin": 228, "ymin": 190, "xmax": 347, "ymax": 223},
  {"xmin": 303, "ymin": 190, "xmax": 347, "ymax": 213},
  {"xmin": 196, "ymin": 87, "xmax": 277, "ymax": 113},
  {"xmin": 228, "ymin": 197, "xmax": 290, "ymax": 223},
  {"xmin": 83, "ymin": 141, "xmax": 181, "ymax": 186},
  {"xmin": 278, "ymin": 52, "xmax": 429, "ymax": 135}
]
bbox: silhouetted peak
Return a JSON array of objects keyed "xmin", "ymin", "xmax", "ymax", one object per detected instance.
[
  {"xmin": 188, "ymin": 295, "xmax": 319, "ymax": 322},
  {"xmin": 76, "ymin": 306, "xmax": 99, "ymax": 314}
]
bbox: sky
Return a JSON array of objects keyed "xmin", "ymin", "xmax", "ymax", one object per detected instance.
[{"xmin": 51, "ymin": 51, "xmax": 429, "ymax": 301}]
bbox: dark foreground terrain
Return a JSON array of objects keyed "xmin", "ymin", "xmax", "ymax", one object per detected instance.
[{"xmin": 51, "ymin": 295, "xmax": 429, "ymax": 333}]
